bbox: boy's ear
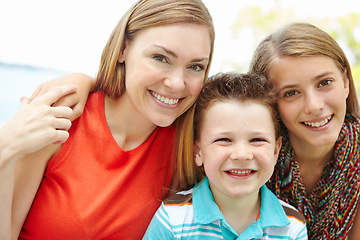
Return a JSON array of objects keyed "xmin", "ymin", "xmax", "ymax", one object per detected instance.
[
  {"xmin": 194, "ymin": 143, "xmax": 203, "ymax": 167},
  {"xmin": 273, "ymin": 136, "xmax": 282, "ymax": 166}
]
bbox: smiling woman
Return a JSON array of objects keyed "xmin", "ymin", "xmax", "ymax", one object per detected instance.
[{"xmin": 0, "ymin": 0, "xmax": 215, "ymax": 239}]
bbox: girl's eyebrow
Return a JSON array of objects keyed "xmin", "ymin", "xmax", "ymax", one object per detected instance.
[
  {"xmin": 277, "ymin": 83, "xmax": 298, "ymax": 92},
  {"xmin": 313, "ymin": 71, "xmax": 333, "ymax": 80},
  {"xmin": 277, "ymin": 71, "xmax": 335, "ymax": 92}
]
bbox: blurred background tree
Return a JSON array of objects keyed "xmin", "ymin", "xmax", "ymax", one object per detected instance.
[{"xmin": 228, "ymin": 2, "xmax": 360, "ymax": 92}]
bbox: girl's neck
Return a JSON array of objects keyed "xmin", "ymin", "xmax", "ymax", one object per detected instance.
[
  {"xmin": 289, "ymin": 135, "xmax": 335, "ymax": 195},
  {"xmin": 213, "ymin": 190, "xmax": 260, "ymax": 235},
  {"xmin": 289, "ymin": 134, "xmax": 335, "ymax": 166},
  {"xmin": 104, "ymin": 93, "xmax": 157, "ymax": 151}
]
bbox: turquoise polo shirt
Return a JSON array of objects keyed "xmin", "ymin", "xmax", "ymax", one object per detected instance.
[{"xmin": 143, "ymin": 177, "xmax": 308, "ymax": 239}]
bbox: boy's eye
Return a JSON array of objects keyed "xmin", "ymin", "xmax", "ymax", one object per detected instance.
[
  {"xmin": 251, "ymin": 138, "xmax": 266, "ymax": 143},
  {"xmin": 215, "ymin": 138, "xmax": 230, "ymax": 143},
  {"xmin": 153, "ymin": 55, "xmax": 168, "ymax": 63}
]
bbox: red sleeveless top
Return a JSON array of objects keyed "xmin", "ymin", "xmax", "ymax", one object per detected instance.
[{"xmin": 20, "ymin": 91, "xmax": 175, "ymax": 239}]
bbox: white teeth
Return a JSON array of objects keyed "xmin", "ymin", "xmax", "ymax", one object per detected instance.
[
  {"xmin": 150, "ymin": 91, "xmax": 179, "ymax": 105},
  {"xmin": 304, "ymin": 116, "xmax": 332, "ymax": 127},
  {"xmin": 229, "ymin": 170, "xmax": 252, "ymax": 175}
]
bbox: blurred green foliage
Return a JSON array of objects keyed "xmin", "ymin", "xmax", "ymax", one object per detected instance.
[{"xmin": 231, "ymin": 4, "xmax": 360, "ymax": 92}]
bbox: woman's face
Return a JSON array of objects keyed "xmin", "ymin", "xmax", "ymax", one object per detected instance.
[
  {"xmin": 268, "ymin": 55, "xmax": 349, "ymax": 149},
  {"xmin": 119, "ymin": 22, "xmax": 211, "ymax": 127}
]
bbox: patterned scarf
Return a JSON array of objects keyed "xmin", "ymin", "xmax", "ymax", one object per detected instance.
[{"xmin": 267, "ymin": 114, "xmax": 360, "ymax": 239}]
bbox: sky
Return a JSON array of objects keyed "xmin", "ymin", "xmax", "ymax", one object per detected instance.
[
  {"xmin": 1, "ymin": 0, "xmax": 359, "ymax": 76},
  {"xmin": 0, "ymin": 0, "xmax": 359, "ymax": 123}
]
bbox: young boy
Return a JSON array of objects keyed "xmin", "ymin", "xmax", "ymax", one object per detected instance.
[{"xmin": 143, "ymin": 73, "xmax": 308, "ymax": 239}]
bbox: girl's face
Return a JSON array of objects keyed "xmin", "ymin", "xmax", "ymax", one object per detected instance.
[
  {"xmin": 194, "ymin": 100, "xmax": 281, "ymax": 201},
  {"xmin": 268, "ymin": 56, "xmax": 349, "ymax": 149},
  {"xmin": 119, "ymin": 22, "xmax": 211, "ymax": 127}
]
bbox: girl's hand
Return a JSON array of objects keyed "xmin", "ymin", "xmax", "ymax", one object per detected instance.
[{"xmin": 29, "ymin": 73, "xmax": 95, "ymax": 121}]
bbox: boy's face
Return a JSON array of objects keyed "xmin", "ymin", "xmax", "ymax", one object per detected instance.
[{"xmin": 194, "ymin": 100, "xmax": 281, "ymax": 201}]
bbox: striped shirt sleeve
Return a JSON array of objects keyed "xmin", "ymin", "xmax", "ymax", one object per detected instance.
[{"xmin": 143, "ymin": 203, "xmax": 174, "ymax": 239}]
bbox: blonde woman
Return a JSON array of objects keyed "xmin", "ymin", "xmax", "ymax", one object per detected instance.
[{"xmin": 1, "ymin": 0, "xmax": 215, "ymax": 239}]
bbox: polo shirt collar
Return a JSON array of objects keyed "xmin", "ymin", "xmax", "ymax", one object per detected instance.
[
  {"xmin": 193, "ymin": 177, "xmax": 224, "ymax": 224},
  {"xmin": 192, "ymin": 177, "xmax": 290, "ymax": 238}
]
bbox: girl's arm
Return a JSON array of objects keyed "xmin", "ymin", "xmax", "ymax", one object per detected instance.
[
  {"xmin": 0, "ymin": 85, "xmax": 76, "ymax": 239},
  {"xmin": 348, "ymin": 209, "xmax": 360, "ymax": 239},
  {"xmin": 29, "ymin": 73, "xmax": 95, "ymax": 121}
]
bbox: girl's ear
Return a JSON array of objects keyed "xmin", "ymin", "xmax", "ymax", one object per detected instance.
[
  {"xmin": 194, "ymin": 143, "xmax": 203, "ymax": 167},
  {"xmin": 343, "ymin": 69, "xmax": 350, "ymax": 99},
  {"xmin": 273, "ymin": 136, "xmax": 282, "ymax": 166}
]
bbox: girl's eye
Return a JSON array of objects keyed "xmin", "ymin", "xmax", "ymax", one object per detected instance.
[
  {"xmin": 189, "ymin": 64, "xmax": 204, "ymax": 72},
  {"xmin": 153, "ymin": 55, "xmax": 168, "ymax": 63},
  {"xmin": 319, "ymin": 79, "xmax": 332, "ymax": 87},
  {"xmin": 283, "ymin": 90, "xmax": 298, "ymax": 98}
]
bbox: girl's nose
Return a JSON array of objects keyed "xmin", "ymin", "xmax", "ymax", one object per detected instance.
[{"xmin": 304, "ymin": 90, "xmax": 324, "ymax": 114}]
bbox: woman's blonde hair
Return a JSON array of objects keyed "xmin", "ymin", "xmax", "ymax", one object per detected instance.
[
  {"xmin": 95, "ymin": 0, "xmax": 215, "ymax": 98},
  {"xmin": 93, "ymin": 0, "xmax": 215, "ymax": 193},
  {"xmin": 249, "ymin": 22, "xmax": 360, "ymax": 118}
]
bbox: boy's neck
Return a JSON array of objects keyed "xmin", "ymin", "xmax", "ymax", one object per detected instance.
[{"xmin": 213, "ymin": 189, "xmax": 261, "ymax": 235}]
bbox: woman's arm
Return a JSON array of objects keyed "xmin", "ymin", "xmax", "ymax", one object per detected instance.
[
  {"xmin": 0, "ymin": 85, "xmax": 76, "ymax": 240},
  {"xmin": 29, "ymin": 73, "xmax": 95, "ymax": 121}
]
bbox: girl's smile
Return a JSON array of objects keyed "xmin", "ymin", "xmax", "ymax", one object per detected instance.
[{"xmin": 269, "ymin": 55, "xmax": 349, "ymax": 149}]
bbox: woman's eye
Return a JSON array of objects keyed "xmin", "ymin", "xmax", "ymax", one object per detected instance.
[
  {"xmin": 189, "ymin": 64, "xmax": 204, "ymax": 72},
  {"xmin": 319, "ymin": 79, "xmax": 332, "ymax": 87},
  {"xmin": 283, "ymin": 90, "xmax": 298, "ymax": 98},
  {"xmin": 153, "ymin": 55, "xmax": 168, "ymax": 63}
]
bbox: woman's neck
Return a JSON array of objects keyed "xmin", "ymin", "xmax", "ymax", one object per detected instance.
[{"xmin": 104, "ymin": 93, "xmax": 157, "ymax": 151}]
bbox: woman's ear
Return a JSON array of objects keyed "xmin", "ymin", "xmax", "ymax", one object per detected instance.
[
  {"xmin": 194, "ymin": 143, "xmax": 203, "ymax": 167},
  {"xmin": 118, "ymin": 41, "xmax": 127, "ymax": 63}
]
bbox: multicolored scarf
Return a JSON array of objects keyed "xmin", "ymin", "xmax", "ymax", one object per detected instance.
[{"xmin": 267, "ymin": 114, "xmax": 360, "ymax": 239}]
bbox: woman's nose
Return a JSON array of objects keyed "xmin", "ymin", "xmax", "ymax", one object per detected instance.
[{"xmin": 163, "ymin": 69, "xmax": 186, "ymax": 91}]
